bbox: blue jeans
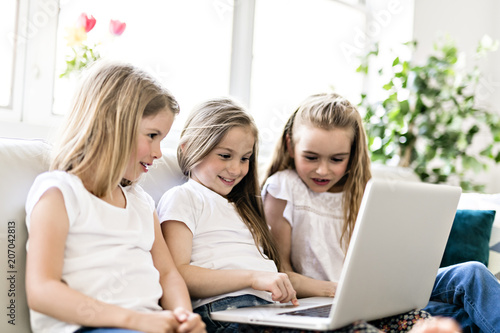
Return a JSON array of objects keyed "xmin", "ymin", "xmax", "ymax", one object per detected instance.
[
  {"xmin": 423, "ymin": 261, "xmax": 500, "ymax": 333},
  {"xmin": 194, "ymin": 294, "xmax": 271, "ymax": 332}
]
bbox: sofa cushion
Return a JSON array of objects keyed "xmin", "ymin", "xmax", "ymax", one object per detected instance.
[
  {"xmin": 440, "ymin": 209, "xmax": 496, "ymax": 268},
  {"xmin": 458, "ymin": 193, "xmax": 500, "ymax": 276},
  {"xmin": 138, "ymin": 148, "xmax": 186, "ymax": 206}
]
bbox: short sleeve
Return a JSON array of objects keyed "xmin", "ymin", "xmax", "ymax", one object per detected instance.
[
  {"xmin": 25, "ymin": 171, "xmax": 82, "ymax": 229},
  {"xmin": 157, "ymin": 184, "xmax": 199, "ymax": 234},
  {"xmin": 261, "ymin": 170, "xmax": 296, "ymax": 226}
]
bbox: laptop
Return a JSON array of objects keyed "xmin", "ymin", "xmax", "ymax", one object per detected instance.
[{"xmin": 210, "ymin": 178, "xmax": 462, "ymax": 331}]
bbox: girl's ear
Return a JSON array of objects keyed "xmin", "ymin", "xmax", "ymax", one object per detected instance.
[
  {"xmin": 180, "ymin": 143, "xmax": 186, "ymax": 152},
  {"xmin": 286, "ymin": 134, "xmax": 294, "ymax": 158}
]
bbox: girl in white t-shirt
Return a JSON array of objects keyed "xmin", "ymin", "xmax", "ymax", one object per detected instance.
[
  {"xmin": 25, "ymin": 61, "xmax": 205, "ymax": 333},
  {"xmin": 157, "ymin": 98, "xmax": 302, "ymax": 332},
  {"xmin": 262, "ymin": 92, "xmax": 500, "ymax": 333}
]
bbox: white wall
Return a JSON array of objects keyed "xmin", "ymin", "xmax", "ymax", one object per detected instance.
[{"xmin": 412, "ymin": 0, "xmax": 500, "ymax": 193}]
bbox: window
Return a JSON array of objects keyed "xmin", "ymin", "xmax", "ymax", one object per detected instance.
[
  {"xmin": 0, "ymin": 1, "xmax": 17, "ymax": 108},
  {"xmin": 0, "ymin": 0, "xmax": 27, "ymax": 121},
  {"xmin": 1, "ymin": 0, "xmax": 412, "ymax": 145},
  {"xmin": 4, "ymin": 0, "xmax": 234, "ymax": 140},
  {"xmin": 52, "ymin": 0, "xmax": 234, "ymax": 138}
]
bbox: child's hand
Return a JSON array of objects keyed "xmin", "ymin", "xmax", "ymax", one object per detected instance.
[
  {"xmin": 173, "ymin": 307, "xmax": 206, "ymax": 333},
  {"xmin": 251, "ymin": 272, "xmax": 299, "ymax": 305},
  {"xmin": 132, "ymin": 310, "xmax": 181, "ymax": 333},
  {"xmin": 323, "ymin": 281, "xmax": 337, "ymax": 297},
  {"xmin": 130, "ymin": 308, "xmax": 205, "ymax": 333}
]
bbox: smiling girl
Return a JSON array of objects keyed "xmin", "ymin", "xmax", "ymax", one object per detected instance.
[
  {"xmin": 25, "ymin": 62, "xmax": 205, "ymax": 333},
  {"xmin": 157, "ymin": 98, "xmax": 298, "ymax": 332}
]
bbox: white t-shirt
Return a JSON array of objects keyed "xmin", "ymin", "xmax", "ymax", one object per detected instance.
[
  {"xmin": 157, "ymin": 179, "xmax": 276, "ymax": 309},
  {"xmin": 25, "ymin": 171, "xmax": 163, "ymax": 333},
  {"xmin": 262, "ymin": 169, "xmax": 346, "ymax": 283}
]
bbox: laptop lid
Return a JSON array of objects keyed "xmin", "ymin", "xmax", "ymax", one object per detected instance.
[{"xmin": 210, "ymin": 178, "xmax": 462, "ymax": 331}]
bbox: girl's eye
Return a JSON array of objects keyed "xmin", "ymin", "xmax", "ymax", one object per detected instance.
[
  {"xmin": 219, "ymin": 154, "xmax": 231, "ymax": 159},
  {"xmin": 148, "ymin": 133, "xmax": 158, "ymax": 139},
  {"xmin": 331, "ymin": 157, "xmax": 345, "ymax": 163},
  {"xmin": 304, "ymin": 156, "xmax": 317, "ymax": 161},
  {"xmin": 241, "ymin": 157, "xmax": 250, "ymax": 162}
]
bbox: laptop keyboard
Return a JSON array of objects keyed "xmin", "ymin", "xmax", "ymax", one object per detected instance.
[{"xmin": 278, "ymin": 304, "xmax": 331, "ymax": 318}]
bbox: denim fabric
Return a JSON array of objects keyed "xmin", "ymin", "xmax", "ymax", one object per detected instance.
[
  {"xmin": 75, "ymin": 329, "xmax": 142, "ymax": 333},
  {"xmin": 423, "ymin": 261, "xmax": 500, "ymax": 333},
  {"xmin": 194, "ymin": 294, "xmax": 271, "ymax": 333}
]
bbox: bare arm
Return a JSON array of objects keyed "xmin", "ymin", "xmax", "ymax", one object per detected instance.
[
  {"xmin": 26, "ymin": 188, "xmax": 194, "ymax": 333},
  {"xmin": 151, "ymin": 211, "xmax": 192, "ymax": 311},
  {"xmin": 161, "ymin": 220, "xmax": 297, "ymax": 304},
  {"xmin": 263, "ymin": 193, "xmax": 337, "ymax": 298},
  {"xmin": 151, "ymin": 211, "xmax": 205, "ymax": 332}
]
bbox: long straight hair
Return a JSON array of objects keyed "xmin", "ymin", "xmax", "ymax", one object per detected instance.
[
  {"xmin": 178, "ymin": 98, "xmax": 281, "ymax": 269},
  {"xmin": 51, "ymin": 61, "xmax": 179, "ymax": 198},
  {"xmin": 265, "ymin": 93, "xmax": 371, "ymax": 250}
]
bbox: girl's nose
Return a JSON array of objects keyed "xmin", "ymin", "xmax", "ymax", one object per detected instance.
[
  {"xmin": 152, "ymin": 142, "xmax": 162, "ymax": 160},
  {"xmin": 227, "ymin": 160, "xmax": 241, "ymax": 176},
  {"xmin": 316, "ymin": 161, "xmax": 328, "ymax": 176}
]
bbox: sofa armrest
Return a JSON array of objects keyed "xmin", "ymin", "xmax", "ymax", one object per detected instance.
[{"xmin": 0, "ymin": 138, "xmax": 51, "ymax": 332}]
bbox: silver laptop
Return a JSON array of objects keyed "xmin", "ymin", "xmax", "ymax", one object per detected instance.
[{"xmin": 210, "ymin": 178, "xmax": 462, "ymax": 331}]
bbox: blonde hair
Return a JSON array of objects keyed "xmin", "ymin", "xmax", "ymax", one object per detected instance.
[
  {"xmin": 265, "ymin": 93, "xmax": 371, "ymax": 250},
  {"xmin": 178, "ymin": 98, "xmax": 281, "ymax": 268},
  {"xmin": 51, "ymin": 61, "xmax": 179, "ymax": 198}
]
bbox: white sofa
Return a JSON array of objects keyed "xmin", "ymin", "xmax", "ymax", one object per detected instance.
[{"xmin": 1, "ymin": 137, "xmax": 499, "ymax": 332}]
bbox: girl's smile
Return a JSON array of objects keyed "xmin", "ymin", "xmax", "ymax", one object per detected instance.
[
  {"xmin": 140, "ymin": 161, "xmax": 151, "ymax": 173},
  {"xmin": 289, "ymin": 124, "xmax": 352, "ymax": 193},
  {"xmin": 191, "ymin": 126, "xmax": 254, "ymax": 197},
  {"xmin": 219, "ymin": 175, "xmax": 236, "ymax": 186}
]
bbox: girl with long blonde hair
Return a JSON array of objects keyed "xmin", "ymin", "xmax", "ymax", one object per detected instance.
[{"xmin": 25, "ymin": 61, "xmax": 205, "ymax": 333}]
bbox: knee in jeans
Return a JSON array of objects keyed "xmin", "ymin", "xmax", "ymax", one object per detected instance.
[
  {"xmin": 448, "ymin": 261, "xmax": 492, "ymax": 286},
  {"xmin": 456, "ymin": 261, "xmax": 487, "ymax": 275}
]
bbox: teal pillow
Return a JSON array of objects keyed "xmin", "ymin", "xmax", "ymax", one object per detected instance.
[{"xmin": 440, "ymin": 209, "xmax": 496, "ymax": 267}]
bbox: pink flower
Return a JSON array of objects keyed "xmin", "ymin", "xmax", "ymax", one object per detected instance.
[
  {"xmin": 109, "ymin": 19, "xmax": 126, "ymax": 36},
  {"xmin": 77, "ymin": 13, "xmax": 96, "ymax": 33}
]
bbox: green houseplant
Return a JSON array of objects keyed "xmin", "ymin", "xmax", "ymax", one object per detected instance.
[{"xmin": 358, "ymin": 36, "xmax": 500, "ymax": 191}]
